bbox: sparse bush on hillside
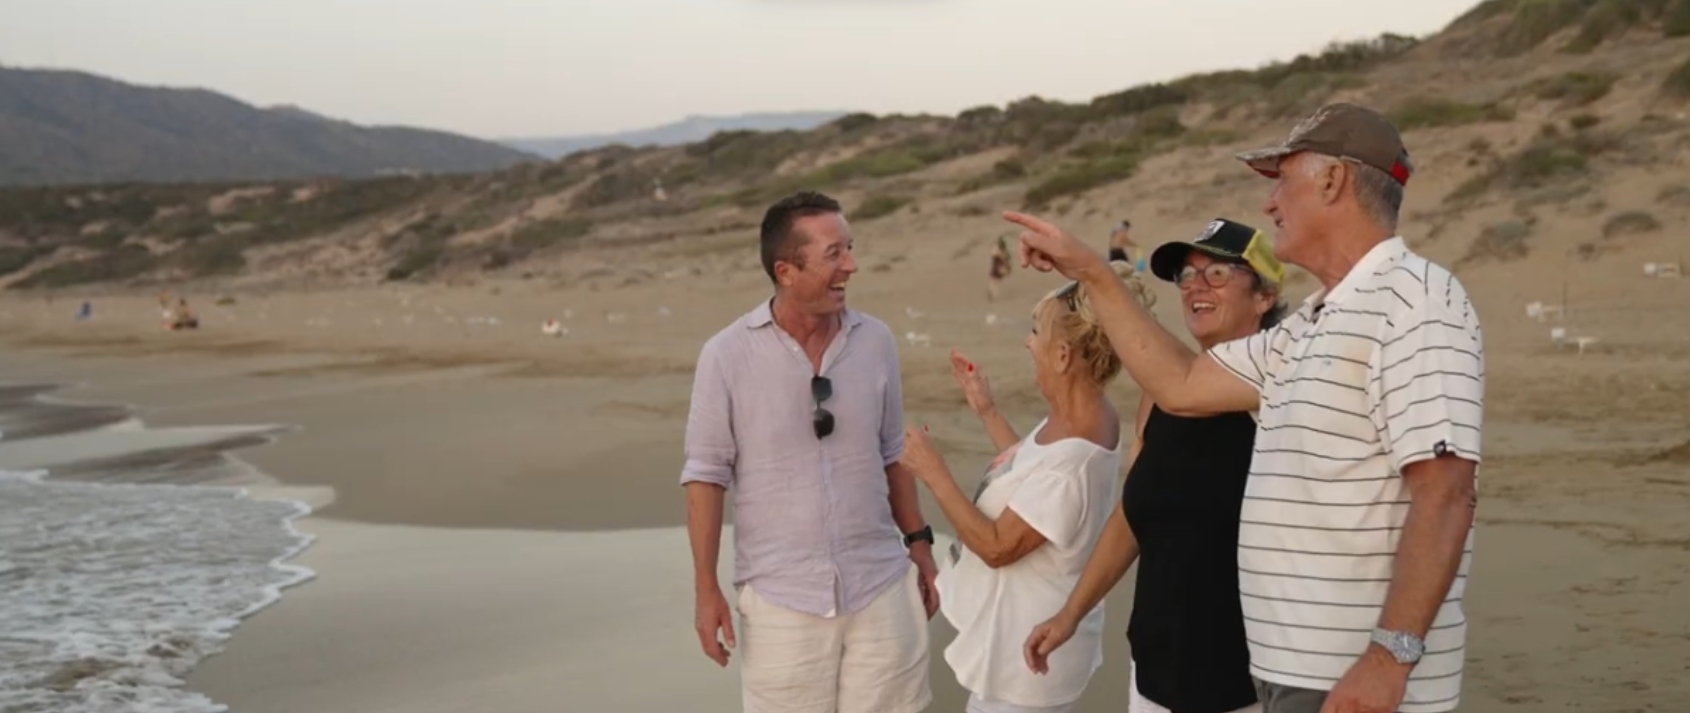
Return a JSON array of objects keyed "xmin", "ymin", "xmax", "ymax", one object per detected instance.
[
  {"xmin": 11, "ymin": 244, "xmax": 156, "ymax": 289},
  {"xmin": 574, "ymin": 169, "xmax": 656, "ymax": 210},
  {"xmin": 1462, "ymin": 0, "xmax": 1690, "ymax": 55},
  {"xmin": 1460, "ymin": 220, "xmax": 1532, "ymax": 266},
  {"xmin": 853, "ymin": 194, "xmax": 909, "ymax": 221},
  {"xmin": 1664, "ymin": 56, "xmax": 1690, "ymax": 98},
  {"xmin": 1175, "ymin": 34, "xmax": 1417, "ymax": 97},
  {"xmin": 1023, "ymin": 153, "xmax": 1139, "ymax": 209},
  {"xmin": 0, "ymin": 246, "xmax": 48, "ymax": 277},
  {"xmin": 1569, "ymin": 113, "xmax": 1601, "ymax": 130},
  {"xmin": 829, "ymin": 113, "xmax": 880, "ymax": 134},
  {"xmin": 1668, "ymin": 0, "xmax": 1690, "ymax": 35},
  {"xmin": 1532, "ymin": 71, "xmax": 1618, "ymax": 105},
  {"xmin": 671, "ymin": 130, "xmax": 809, "ymax": 186},
  {"xmin": 1088, "ymin": 83, "xmax": 1189, "ymax": 119},
  {"xmin": 174, "ymin": 236, "xmax": 247, "ymax": 277},
  {"xmin": 1602, "ymin": 210, "xmax": 1662, "ymax": 238},
  {"xmin": 1657, "ymin": 183, "xmax": 1690, "ymax": 206},
  {"xmin": 957, "ymin": 158, "xmax": 1027, "ymax": 195},
  {"xmin": 1389, "ymin": 98, "xmax": 1515, "ymax": 131},
  {"xmin": 729, "ymin": 147, "xmax": 940, "ymax": 209},
  {"xmin": 510, "ymin": 217, "xmax": 592, "ymax": 252},
  {"xmin": 1446, "ymin": 131, "xmax": 1615, "ymax": 204},
  {"xmin": 1180, "ymin": 129, "xmax": 1245, "ymax": 147},
  {"xmin": 1508, "ymin": 142, "xmax": 1592, "ymax": 184},
  {"xmin": 957, "ymin": 105, "xmax": 1003, "ymax": 124},
  {"xmin": 1566, "ymin": 0, "xmax": 1657, "ymax": 52}
]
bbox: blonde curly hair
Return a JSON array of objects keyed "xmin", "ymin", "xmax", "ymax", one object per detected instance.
[{"xmin": 1034, "ymin": 260, "xmax": 1154, "ymax": 386}]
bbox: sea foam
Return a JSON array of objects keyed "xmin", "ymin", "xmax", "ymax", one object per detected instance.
[{"xmin": 0, "ymin": 469, "xmax": 315, "ymax": 712}]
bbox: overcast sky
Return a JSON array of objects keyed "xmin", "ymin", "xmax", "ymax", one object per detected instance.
[{"xmin": 3, "ymin": 0, "xmax": 1479, "ymax": 140}]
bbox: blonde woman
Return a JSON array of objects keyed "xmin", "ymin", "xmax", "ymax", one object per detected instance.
[{"xmin": 900, "ymin": 260, "xmax": 1149, "ymax": 713}]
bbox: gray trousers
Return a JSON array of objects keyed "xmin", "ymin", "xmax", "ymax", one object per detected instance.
[{"xmin": 1252, "ymin": 679, "xmax": 1328, "ymax": 713}]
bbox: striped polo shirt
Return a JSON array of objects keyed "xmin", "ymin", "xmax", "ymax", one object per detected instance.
[{"xmin": 1208, "ymin": 237, "xmax": 1483, "ymax": 713}]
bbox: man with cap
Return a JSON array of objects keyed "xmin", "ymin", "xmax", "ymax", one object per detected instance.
[{"xmin": 1005, "ymin": 102, "xmax": 1484, "ymax": 713}]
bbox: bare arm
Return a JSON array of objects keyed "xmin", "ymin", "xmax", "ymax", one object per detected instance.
[
  {"xmin": 976, "ymin": 406, "xmax": 1021, "ymax": 453},
  {"xmin": 921, "ymin": 460, "xmax": 1048, "ymax": 569},
  {"xmin": 680, "ymin": 339, "xmax": 737, "ymax": 593},
  {"xmin": 686, "ymin": 482, "xmax": 728, "ymax": 592},
  {"xmin": 1377, "ymin": 455, "xmax": 1477, "ymax": 640},
  {"xmin": 886, "ymin": 461, "xmax": 931, "ymax": 542}
]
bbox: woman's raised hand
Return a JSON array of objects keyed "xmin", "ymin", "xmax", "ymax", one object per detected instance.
[{"xmin": 949, "ymin": 349, "xmax": 996, "ymax": 417}]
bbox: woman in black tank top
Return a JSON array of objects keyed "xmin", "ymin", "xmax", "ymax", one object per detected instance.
[{"xmin": 1023, "ymin": 218, "xmax": 1288, "ymax": 713}]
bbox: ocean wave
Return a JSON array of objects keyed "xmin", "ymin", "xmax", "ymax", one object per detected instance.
[{"xmin": 0, "ymin": 470, "xmax": 315, "ymax": 712}]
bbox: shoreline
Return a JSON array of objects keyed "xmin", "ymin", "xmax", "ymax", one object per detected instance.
[{"xmin": 0, "ymin": 382, "xmax": 322, "ymax": 712}]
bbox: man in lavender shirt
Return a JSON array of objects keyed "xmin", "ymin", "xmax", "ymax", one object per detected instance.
[{"xmin": 683, "ymin": 191, "xmax": 940, "ymax": 713}]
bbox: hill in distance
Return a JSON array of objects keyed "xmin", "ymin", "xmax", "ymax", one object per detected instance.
[
  {"xmin": 500, "ymin": 111, "xmax": 852, "ymax": 159},
  {"xmin": 0, "ymin": 67, "xmax": 542, "ymax": 187},
  {"xmin": 0, "ymin": 0, "xmax": 1688, "ymax": 295}
]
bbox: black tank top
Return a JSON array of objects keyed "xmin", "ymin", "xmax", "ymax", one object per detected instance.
[{"xmin": 1121, "ymin": 405, "xmax": 1257, "ymax": 713}]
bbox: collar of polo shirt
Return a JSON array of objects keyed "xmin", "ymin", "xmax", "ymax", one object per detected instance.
[{"xmin": 1307, "ymin": 236, "xmax": 1409, "ymax": 310}]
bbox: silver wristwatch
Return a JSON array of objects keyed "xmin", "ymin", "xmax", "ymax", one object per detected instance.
[{"xmin": 1371, "ymin": 628, "xmax": 1425, "ymax": 665}]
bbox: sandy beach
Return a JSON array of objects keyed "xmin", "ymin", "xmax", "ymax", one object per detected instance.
[{"xmin": 2, "ymin": 205, "xmax": 1688, "ymax": 713}]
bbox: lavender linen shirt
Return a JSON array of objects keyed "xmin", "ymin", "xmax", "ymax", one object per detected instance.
[{"xmin": 681, "ymin": 298, "xmax": 910, "ymax": 618}]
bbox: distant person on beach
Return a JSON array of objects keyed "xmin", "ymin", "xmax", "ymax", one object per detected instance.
[
  {"xmin": 168, "ymin": 298, "xmax": 199, "ymax": 331},
  {"xmin": 1107, "ymin": 219, "xmax": 1136, "ymax": 264},
  {"xmin": 896, "ymin": 258, "xmax": 1147, "ymax": 713},
  {"xmin": 681, "ymin": 190, "xmax": 939, "ymax": 713},
  {"xmin": 1023, "ymin": 218, "xmax": 1287, "ymax": 713},
  {"xmin": 1006, "ymin": 102, "xmax": 1483, "ymax": 713},
  {"xmin": 988, "ymin": 236, "xmax": 1012, "ymax": 302}
]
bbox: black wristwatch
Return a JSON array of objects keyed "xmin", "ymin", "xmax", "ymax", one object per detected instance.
[{"xmin": 903, "ymin": 525, "xmax": 934, "ymax": 547}]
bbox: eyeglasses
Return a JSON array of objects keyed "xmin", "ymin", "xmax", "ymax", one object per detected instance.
[
  {"xmin": 812, "ymin": 375, "xmax": 834, "ymax": 439},
  {"xmin": 1176, "ymin": 263, "xmax": 1253, "ymax": 289}
]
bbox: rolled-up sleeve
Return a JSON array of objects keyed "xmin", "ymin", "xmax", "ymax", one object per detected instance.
[
  {"xmin": 680, "ymin": 338, "xmax": 736, "ymax": 488},
  {"xmin": 879, "ymin": 330, "xmax": 906, "ymax": 467}
]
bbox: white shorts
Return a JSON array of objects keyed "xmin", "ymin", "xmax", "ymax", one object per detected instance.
[
  {"xmin": 736, "ymin": 566, "xmax": 931, "ymax": 713},
  {"xmin": 1129, "ymin": 659, "xmax": 1262, "ymax": 713},
  {"xmin": 965, "ymin": 691, "xmax": 1077, "ymax": 713}
]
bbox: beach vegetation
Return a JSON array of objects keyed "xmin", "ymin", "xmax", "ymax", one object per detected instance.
[
  {"xmin": 1389, "ymin": 98, "xmax": 1515, "ymax": 131},
  {"xmin": 11, "ymin": 244, "xmax": 157, "ymax": 289},
  {"xmin": 1602, "ymin": 210, "xmax": 1662, "ymax": 238},
  {"xmin": 1532, "ymin": 71, "xmax": 1619, "ymax": 105},
  {"xmin": 1664, "ymin": 56, "xmax": 1690, "ymax": 98},
  {"xmin": 853, "ymin": 194, "xmax": 910, "ymax": 221},
  {"xmin": 1460, "ymin": 220, "xmax": 1533, "ymax": 266}
]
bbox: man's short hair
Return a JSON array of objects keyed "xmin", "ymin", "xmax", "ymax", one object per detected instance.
[{"xmin": 760, "ymin": 191, "xmax": 842, "ymax": 282}]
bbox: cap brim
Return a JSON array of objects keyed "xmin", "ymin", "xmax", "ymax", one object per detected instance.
[
  {"xmin": 1235, "ymin": 145, "xmax": 1294, "ymax": 178},
  {"xmin": 1149, "ymin": 242, "xmax": 1248, "ymax": 283}
]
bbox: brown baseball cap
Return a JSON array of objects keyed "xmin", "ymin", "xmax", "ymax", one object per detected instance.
[{"xmin": 1235, "ymin": 102, "xmax": 1413, "ymax": 185}]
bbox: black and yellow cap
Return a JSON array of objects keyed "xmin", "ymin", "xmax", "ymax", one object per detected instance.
[{"xmin": 1149, "ymin": 218, "xmax": 1285, "ymax": 287}]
